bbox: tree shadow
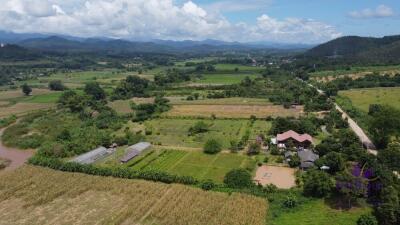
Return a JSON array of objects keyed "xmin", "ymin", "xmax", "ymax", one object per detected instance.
[{"xmin": 324, "ymin": 194, "xmax": 361, "ymax": 210}]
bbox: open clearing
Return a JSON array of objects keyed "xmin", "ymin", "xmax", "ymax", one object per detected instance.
[
  {"xmin": 101, "ymin": 149, "xmax": 257, "ymax": 183},
  {"xmin": 254, "ymin": 165, "xmax": 296, "ymax": 189},
  {"xmin": 0, "ymin": 166, "xmax": 267, "ymax": 225},
  {"xmin": 165, "ymin": 104, "xmax": 303, "ymax": 118},
  {"xmin": 339, "ymin": 87, "xmax": 400, "ymax": 111}
]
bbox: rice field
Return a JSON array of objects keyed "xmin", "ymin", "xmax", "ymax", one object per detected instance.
[
  {"xmin": 0, "ymin": 103, "xmax": 54, "ymax": 118},
  {"xmin": 0, "ymin": 166, "xmax": 267, "ymax": 225},
  {"xmin": 193, "ymin": 74, "xmax": 260, "ymax": 85},
  {"xmin": 165, "ymin": 104, "xmax": 304, "ymax": 119},
  {"xmin": 339, "ymin": 87, "xmax": 400, "ymax": 112}
]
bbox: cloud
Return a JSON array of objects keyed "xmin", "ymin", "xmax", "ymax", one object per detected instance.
[
  {"xmin": 204, "ymin": 0, "xmax": 272, "ymax": 13},
  {"xmin": 0, "ymin": 0, "xmax": 341, "ymax": 44},
  {"xmin": 349, "ymin": 5, "xmax": 394, "ymax": 19}
]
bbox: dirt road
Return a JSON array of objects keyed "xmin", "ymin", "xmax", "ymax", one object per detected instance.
[
  {"xmin": 299, "ymin": 79, "xmax": 378, "ymax": 155},
  {"xmin": 0, "ymin": 128, "xmax": 34, "ymax": 171}
]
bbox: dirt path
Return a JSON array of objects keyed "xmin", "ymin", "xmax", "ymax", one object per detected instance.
[{"xmin": 0, "ymin": 128, "xmax": 34, "ymax": 172}]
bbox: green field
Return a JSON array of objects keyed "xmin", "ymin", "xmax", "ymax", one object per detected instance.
[
  {"xmin": 120, "ymin": 149, "xmax": 257, "ymax": 183},
  {"xmin": 311, "ymin": 64, "xmax": 400, "ymax": 78},
  {"xmin": 339, "ymin": 87, "xmax": 400, "ymax": 112},
  {"xmin": 194, "ymin": 74, "xmax": 260, "ymax": 85},
  {"xmin": 134, "ymin": 118, "xmax": 271, "ymax": 149},
  {"xmin": 270, "ymin": 198, "xmax": 371, "ymax": 225}
]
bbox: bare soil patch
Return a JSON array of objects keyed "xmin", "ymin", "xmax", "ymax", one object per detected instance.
[
  {"xmin": 165, "ymin": 104, "xmax": 303, "ymax": 118},
  {"xmin": 254, "ymin": 165, "xmax": 296, "ymax": 189}
]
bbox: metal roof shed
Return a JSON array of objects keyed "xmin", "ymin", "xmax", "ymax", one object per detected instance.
[
  {"xmin": 120, "ymin": 142, "xmax": 151, "ymax": 163},
  {"xmin": 71, "ymin": 146, "xmax": 109, "ymax": 164}
]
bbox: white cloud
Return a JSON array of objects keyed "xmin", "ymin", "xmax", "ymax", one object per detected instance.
[
  {"xmin": 204, "ymin": 0, "xmax": 272, "ymax": 13},
  {"xmin": 349, "ymin": 5, "xmax": 394, "ymax": 19},
  {"xmin": 0, "ymin": 0, "xmax": 342, "ymax": 43}
]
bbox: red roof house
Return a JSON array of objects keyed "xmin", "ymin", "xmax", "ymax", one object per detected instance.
[{"xmin": 276, "ymin": 130, "xmax": 313, "ymax": 147}]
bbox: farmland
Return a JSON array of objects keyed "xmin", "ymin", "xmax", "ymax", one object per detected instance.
[
  {"xmin": 338, "ymin": 87, "xmax": 400, "ymax": 111},
  {"xmin": 165, "ymin": 104, "xmax": 303, "ymax": 118},
  {"xmin": 101, "ymin": 149, "xmax": 257, "ymax": 183},
  {"xmin": 0, "ymin": 166, "xmax": 267, "ymax": 225},
  {"xmin": 310, "ymin": 64, "xmax": 400, "ymax": 81},
  {"xmin": 137, "ymin": 118, "xmax": 271, "ymax": 149},
  {"xmin": 193, "ymin": 73, "xmax": 260, "ymax": 85}
]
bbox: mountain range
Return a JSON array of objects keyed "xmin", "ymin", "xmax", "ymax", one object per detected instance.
[{"xmin": 0, "ymin": 30, "xmax": 313, "ymax": 54}]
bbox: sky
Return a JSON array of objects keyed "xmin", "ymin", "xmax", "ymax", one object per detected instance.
[{"xmin": 0, "ymin": 0, "xmax": 399, "ymax": 44}]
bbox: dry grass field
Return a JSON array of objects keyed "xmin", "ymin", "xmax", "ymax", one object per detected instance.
[
  {"xmin": 0, "ymin": 89, "xmax": 52, "ymax": 101},
  {"xmin": 165, "ymin": 104, "xmax": 303, "ymax": 118},
  {"xmin": 0, "ymin": 103, "xmax": 54, "ymax": 118},
  {"xmin": 0, "ymin": 166, "xmax": 267, "ymax": 225}
]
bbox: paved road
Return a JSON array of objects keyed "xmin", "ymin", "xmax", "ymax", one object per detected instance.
[
  {"xmin": 0, "ymin": 127, "xmax": 34, "ymax": 171},
  {"xmin": 299, "ymin": 79, "xmax": 378, "ymax": 155}
]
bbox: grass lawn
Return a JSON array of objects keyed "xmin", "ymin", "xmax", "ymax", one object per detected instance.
[
  {"xmin": 339, "ymin": 87, "xmax": 400, "ymax": 111},
  {"xmin": 21, "ymin": 92, "xmax": 63, "ymax": 103},
  {"xmin": 270, "ymin": 198, "xmax": 371, "ymax": 225},
  {"xmin": 124, "ymin": 149, "xmax": 257, "ymax": 183}
]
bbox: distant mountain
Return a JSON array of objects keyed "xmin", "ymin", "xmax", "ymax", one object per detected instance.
[{"xmin": 305, "ymin": 35, "xmax": 400, "ymax": 58}]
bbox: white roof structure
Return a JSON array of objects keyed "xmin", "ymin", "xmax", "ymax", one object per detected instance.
[
  {"xmin": 71, "ymin": 146, "xmax": 110, "ymax": 164},
  {"xmin": 120, "ymin": 142, "xmax": 151, "ymax": 163}
]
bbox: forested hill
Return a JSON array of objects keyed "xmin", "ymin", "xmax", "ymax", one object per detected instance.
[
  {"xmin": 0, "ymin": 44, "xmax": 42, "ymax": 61},
  {"xmin": 305, "ymin": 35, "xmax": 400, "ymax": 64}
]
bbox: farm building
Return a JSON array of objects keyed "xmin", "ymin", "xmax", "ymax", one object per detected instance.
[
  {"xmin": 298, "ymin": 150, "xmax": 319, "ymax": 169},
  {"xmin": 120, "ymin": 142, "xmax": 151, "ymax": 163},
  {"xmin": 71, "ymin": 146, "xmax": 111, "ymax": 164},
  {"xmin": 276, "ymin": 130, "xmax": 313, "ymax": 148}
]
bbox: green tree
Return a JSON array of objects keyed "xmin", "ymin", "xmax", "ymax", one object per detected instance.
[
  {"xmin": 378, "ymin": 142, "xmax": 400, "ymax": 171},
  {"xmin": 48, "ymin": 80, "xmax": 66, "ymax": 91},
  {"xmin": 203, "ymin": 139, "xmax": 222, "ymax": 154},
  {"xmin": 84, "ymin": 82, "xmax": 106, "ymax": 100},
  {"xmin": 21, "ymin": 83, "xmax": 32, "ymax": 96},
  {"xmin": 58, "ymin": 90, "xmax": 88, "ymax": 113},
  {"xmin": 375, "ymin": 186, "xmax": 400, "ymax": 225},
  {"xmin": 316, "ymin": 152, "xmax": 346, "ymax": 174},
  {"xmin": 188, "ymin": 121, "xmax": 209, "ymax": 136},
  {"xmin": 224, "ymin": 169, "xmax": 253, "ymax": 188},
  {"xmin": 303, "ymin": 169, "xmax": 333, "ymax": 197},
  {"xmin": 247, "ymin": 142, "xmax": 261, "ymax": 155},
  {"xmin": 357, "ymin": 214, "xmax": 378, "ymax": 225},
  {"xmin": 369, "ymin": 105, "xmax": 400, "ymax": 149}
]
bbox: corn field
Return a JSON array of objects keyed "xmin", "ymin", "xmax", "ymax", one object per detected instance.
[{"xmin": 0, "ymin": 166, "xmax": 267, "ymax": 225}]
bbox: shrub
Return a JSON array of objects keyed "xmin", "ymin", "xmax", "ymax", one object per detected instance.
[
  {"xmin": 200, "ymin": 180, "xmax": 216, "ymax": 191},
  {"xmin": 357, "ymin": 214, "xmax": 378, "ymax": 225},
  {"xmin": 283, "ymin": 195, "xmax": 297, "ymax": 208},
  {"xmin": 288, "ymin": 155, "xmax": 301, "ymax": 168},
  {"xmin": 263, "ymin": 156, "xmax": 269, "ymax": 163},
  {"xmin": 247, "ymin": 142, "xmax": 261, "ymax": 155},
  {"xmin": 28, "ymin": 155, "xmax": 198, "ymax": 186},
  {"xmin": 188, "ymin": 121, "xmax": 209, "ymax": 136},
  {"xmin": 48, "ymin": 80, "xmax": 66, "ymax": 91},
  {"xmin": 203, "ymin": 139, "xmax": 222, "ymax": 154},
  {"xmin": 224, "ymin": 169, "xmax": 253, "ymax": 189}
]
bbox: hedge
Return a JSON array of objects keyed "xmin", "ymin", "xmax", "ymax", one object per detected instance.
[{"xmin": 28, "ymin": 156, "xmax": 198, "ymax": 185}]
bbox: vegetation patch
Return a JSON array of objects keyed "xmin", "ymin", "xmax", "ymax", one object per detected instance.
[{"xmin": 339, "ymin": 87, "xmax": 400, "ymax": 111}]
